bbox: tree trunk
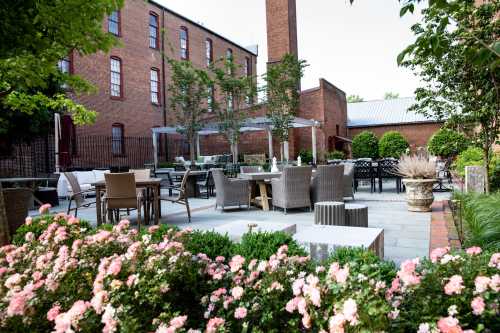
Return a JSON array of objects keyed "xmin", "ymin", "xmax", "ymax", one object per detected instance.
[
  {"xmin": 0, "ymin": 183, "xmax": 10, "ymax": 246},
  {"xmin": 280, "ymin": 142, "xmax": 284, "ymax": 162},
  {"xmin": 231, "ymin": 142, "xmax": 239, "ymax": 164},
  {"xmin": 483, "ymin": 142, "xmax": 490, "ymax": 194},
  {"xmin": 189, "ymin": 135, "xmax": 196, "ymax": 166}
]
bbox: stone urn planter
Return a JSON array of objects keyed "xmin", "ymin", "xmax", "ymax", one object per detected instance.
[{"xmin": 403, "ymin": 178, "xmax": 437, "ymax": 212}]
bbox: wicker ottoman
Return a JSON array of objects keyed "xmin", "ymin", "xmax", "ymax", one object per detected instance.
[
  {"xmin": 314, "ymin": 201, "xmax": 345, "ymax": 226},
  {"xmin": 344, "ymin": 204, "xmax": 368, "ymax": 227}
]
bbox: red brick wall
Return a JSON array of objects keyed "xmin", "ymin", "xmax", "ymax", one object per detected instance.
[
  {"xmin": 73, "ymin": 0, "xmax": 257, "ymax": 138},
  {"xmin": 266, "ymin": 0, "xmax": 298, "ymax": 63},
  {"xmin": 348, "ymin": 122, "xmax": 443, "ymax": 152}
]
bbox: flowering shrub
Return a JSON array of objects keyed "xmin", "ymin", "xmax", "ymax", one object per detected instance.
[
  {"xmin": 0, "ymin": 213, "xmax": 498, "ymax": 332},
  {"xmin": 390, "ymin": 247, "xmax": 500, "ymax": 332}
]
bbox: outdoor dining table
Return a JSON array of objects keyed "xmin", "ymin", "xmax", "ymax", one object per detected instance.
[
  {"xmin": 92, "ymin": 178, "xmax": 161, "ymax": 226},
  {"xmin": 167, "ymin": 170, "xmax": 208, "ymax": 198},
  {"xmin": 238, "ymin": 172, "xmax": 282, "ymax": 211}
]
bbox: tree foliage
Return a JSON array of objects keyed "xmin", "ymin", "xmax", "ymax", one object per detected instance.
[
  {"xmin": 0, "ymin": 0, "xmax": 122, "ymax": 122},
  {"xmin": 352, "ymin": 131, "xmax": 379, "ymax": 159},
  {"xmin": 427, "ymin": 128, "xmax": 469, "ymax": 158},
  {"xmin": 168, "ymin": 59, "xmax": 210, "ymax": 162},
  {"xmin": 347, "ymin": 94, "xmax": 364, "ymax": 103},
  {"xmin": 0, "ymin": 0, "xmax": 123, "ymax": 245},
  {"xmin": 383, "ymin": 92, "xmax": 400, "ymax": 100},
  {"xmin": 210, "ymin": 58, "xmax": 256, "ymax": 162},
  {"xmin": 398, "ymin": 0, "xmax": 500, "ymax": 192},
  {"xmin": 263, "ymin": 54, "xmax": 308, "ymax": 143},
  {"xmin": 378, "ymin": 131, "xmax": 409, "ymax": 158}
]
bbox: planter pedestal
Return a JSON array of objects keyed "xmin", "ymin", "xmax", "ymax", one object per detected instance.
[{"xmin": 403, "ymin": 179, "xmax": 436, "ymax": 212}]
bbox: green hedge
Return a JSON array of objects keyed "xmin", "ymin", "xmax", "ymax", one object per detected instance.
[
  {"xmin": 427, "ymin": 128, "xmax": 469, "ymax": 158},
  {"xmin": 352, "ymin": 131, "xmax": 379, "ymax": 159},
  {"xmin": 378, "ymin": 131, "xmax": 409, "ymax": 158}
]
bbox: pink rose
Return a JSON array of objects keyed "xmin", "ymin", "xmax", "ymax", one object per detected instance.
[
  {"xmin": 466, "ymin": 246, "xmax": 481, "ymax": 255},
  {"xmin": 474, "ymin": 276, "xmax": 491, "ymax": 293},
  {"xmin": 107, "ymin": 257, "xmax": 122, "ymax": 276},
  {"xmin": 342, "ymin": 298, "xmax": 358, "ymax": 323},
  {"xmin": 285, "ymin": 297, "xmax": 299, "ymax": 313},
  {"xmin": 234, "ymin": 307, "xmax": 247, "ymax": 319},
  {"xmin": 488, "ymin": 253, "xmax": 500, "ymax": 269},
  {"xmin": 229, "ymin": 255, "xmax": 245, "ymax": 273},
  {"xmin": 437, "ymin": 316, "xmax": 463, "ymax": 333},
  {"xmin": 169, "ymin": 315, "xmax": 187, "ymax": 328},
  {"xmin": 471, "ymin": 296, "xmax": 485, "ymax": 315},
  {"xmin": 47, "ymin": 305, "xmax": 61, "ymax": 321},
  {"xmin": 444, "ymin": 275, "xmax": 464, "ymax": 295},
  {"xmin": 231, "ymin": 286, "xmax": 244, "ymax": 300},
  {"xmin": 490, "ymin": 274, "xmax": 499, "ymax": 292},
  {"xmin": 206, "ymin": 317, "xmax": 225, "ymax": 333},
  {"xmin": 301, "ymin": 311, "xmax": 311, "ymax": 329},
  {"xmin": 25, "ymin": 216, "xmax": 33, "ymax": 225},
  {"xmin": 329, "ymin": 313, "xmax": 346, "ymax": 333},
  {"xmin": 39, "ymin": 203, "xmax": 51, "ymax": 214},
  {"xmin": 430, "ymin": 247, "xmax": 449, "ymax": 263}
]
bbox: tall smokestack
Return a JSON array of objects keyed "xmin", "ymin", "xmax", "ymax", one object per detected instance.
[{"xmin": 266, "ymin": 0, "xmax": 298, "ymax": 65}]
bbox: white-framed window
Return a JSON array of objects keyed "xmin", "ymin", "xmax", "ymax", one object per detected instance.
[
  {"xmin": 108, "ymin": 11, "xmax": 120, "ymax": 36},
  {"xmin": 150, "ymin": 68, "xmax": 160, "ymax": 104},
  {"xmin": 149, "ymin": 13, "xmax": 159, "ymax": 49},
  {"xmin": 110, "ymin": 57, "xmax": 122, "ymax": 98}
]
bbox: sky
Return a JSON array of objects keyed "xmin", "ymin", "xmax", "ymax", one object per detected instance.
[{"xmin": 156, "ymin": 0, "xmax": 424, "ymax": 101}]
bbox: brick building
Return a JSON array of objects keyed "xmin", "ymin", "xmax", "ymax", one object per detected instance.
[
  {"xmin": 65, "ymin": 0, "xmax": 442, "ymax": 166},
  {"xmin": 347, "ymin": 98, "xmax": 443, "ymax": 152},
  {"xmin": 66, "ymin": 0, "xmax": 257, "ymax": 156}
]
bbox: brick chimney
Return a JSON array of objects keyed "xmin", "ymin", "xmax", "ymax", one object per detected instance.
[{"xmin": 266, "ymin": 0, "xmax": 298, "ymax": 65}]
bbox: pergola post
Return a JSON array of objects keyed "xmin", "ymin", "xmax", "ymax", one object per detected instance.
[
  {"xmin": 312, "ymin": 123, "xmax": 317, "ymax": 165},
  {"xmin": 267, "ymin": 129, "xmax": 273, "ymax": 160},
  {"xmin": 196, "ymin": 133, "xmax": 201, "ymax": 159},
  {"xmin": 283, "ymin": 141, "xmax": 289, "ymax": 162},
  {"xmin": 152, "ymin": 132, "xmax": 158, "ymax": 169}
]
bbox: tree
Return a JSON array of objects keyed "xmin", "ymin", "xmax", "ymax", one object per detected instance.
[
  {"xmin": 379, "ymin": 131, "xmax": 409, "ymax": 158},
  {"xmin": 347, "ymin": 95, "xmax": 364, "ymax": 103},
  {"xmin": 384, "ymin": 92, "xmax": 400, "ymax": 100},
  {"xmin": 427, "ymin": 128, "xmax": 469, "ymax": 158},
  {"xmin": 398, "ymin": 0, "xmax": 500, "ymax": 192},
  {"xmin": 263, "ymin": 53, "xmax": 308, "ymax": 161},
  {"xmin": 0, "ymin": 0, "xmax": 123, "ymax": 245},
  {"xmin": 168, "ymin": 59, "xmax": 210, "ymax": 163},
  {"xmin": 352, "ymin": 131, "xmax": 379, "ymax": 159},
  {"xmin": 210, "ymin": 58, "xmax": 256, "ymax": 163}
]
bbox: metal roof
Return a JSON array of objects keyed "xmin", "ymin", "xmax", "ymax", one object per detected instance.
[
  {"xmin": 151, "ymin": 117, "xmax": 319, "ymax": 136},
  {"xmin": 347, "ymin": 97, "xmax": 440, "ymax": 128}
]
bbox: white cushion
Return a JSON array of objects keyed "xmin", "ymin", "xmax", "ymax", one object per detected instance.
[
  {"xmin": 57, "ymin": 173, "xmax": 69, "ymax": 197},
  {"xmin": 75, "ymin": 171, "xmax": 96, "ymax": 186},
  {"xmin": 175, "ymin": 156, "xmax": 186, "ymax": 163},
  {"xmin": 79, "ymin": 183, "xmax": 93, "ymax": 192},
  {"xmin": 93, "ymin": 170, "xmax": 109, "ymax": 182},
  {"xmin": 203, "ymin": 156, "xmax": 215, "ymax": 163}
]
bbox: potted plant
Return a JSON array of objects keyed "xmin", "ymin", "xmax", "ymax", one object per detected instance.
[{"xmin": 397, "ymin": 155, "xmax": 437, "ymax": 212}]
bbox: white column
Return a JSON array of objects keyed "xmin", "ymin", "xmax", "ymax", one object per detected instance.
[
  {"xmin": 312, "ymin": 125, "xmax": 317, "ymax": 165},
  {"xmin": 267, "ymin": 129, "xmax": 273, "ymax": 160},
  {"xmin": 284, "ymin": 141, "xmax": 289, "ymax": 162},
  {"xmin": 196, "ymin": 133, "xmax": 201, "ymax": 159},
  {"xmin": 152, "ymin": 132, "xmax": 158, "ymax": 169}
]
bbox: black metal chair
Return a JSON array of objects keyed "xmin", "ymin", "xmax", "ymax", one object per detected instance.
[
  {"xmin": 354, "ymin": 160, "xmax": 375, "ymax": 193},
  {"xmin": 378, "ymin": 159, "xmax": 402, "ymax": 193}
]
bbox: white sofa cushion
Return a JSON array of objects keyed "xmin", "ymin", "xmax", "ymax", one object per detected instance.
[
  {"xmin": 76, "ymin": 171, "xmax": 96, "ymax": 186},
  {"xmin": 93, "ymin": 170, "xmax": 109, "ymax": 182}
]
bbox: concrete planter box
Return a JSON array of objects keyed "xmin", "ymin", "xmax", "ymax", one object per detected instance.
[{"xmin": 403, "ymin": 178, "xmax": 437, "ymax": 212}]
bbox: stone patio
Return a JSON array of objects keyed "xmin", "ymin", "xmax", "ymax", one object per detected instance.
[{"xmin": 31, "ymin": 182, "xmax": 451, "ymax": 264}]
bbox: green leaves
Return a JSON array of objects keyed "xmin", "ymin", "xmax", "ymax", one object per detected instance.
[{"xmin": 263, "ymin": 54, "xmax": 308, "ymax": 142}]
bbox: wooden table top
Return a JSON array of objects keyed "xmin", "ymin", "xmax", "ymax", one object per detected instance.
[
  {"xmin": 92, "ymin": 178, "xmax": 162, "ymax": 187},
  {"xmin": 238, "ymin": 172, "xmax": 282, "ymax": 181}
]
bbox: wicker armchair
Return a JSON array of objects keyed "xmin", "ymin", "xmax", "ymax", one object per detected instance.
[
  {"xmin": 342, "ymin": 163, "xmax": 355, "ymax": 200},
  {"xmin": 212, "ymin": 169, "xmax": 250, "ymax": 211},
  {"xmin": 310, "ymin": 165, "xmax": 344, "ymax": 204},
  {"xmin": 271, "ymin": 166, "xmax": 312, "ymax": 213},
  {"xmin": 3, "ymin": 188, "xmax": 32, "ymax": 236}
]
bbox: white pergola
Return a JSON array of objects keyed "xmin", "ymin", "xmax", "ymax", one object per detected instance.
[{"xmin": 151, "ymin": 116, "xmax": 321, "ymax": 168}]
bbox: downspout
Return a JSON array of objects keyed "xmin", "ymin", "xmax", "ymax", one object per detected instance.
[{"xmin": 161, "ymin": 8, "xmax": 168, "ymax": 160}]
